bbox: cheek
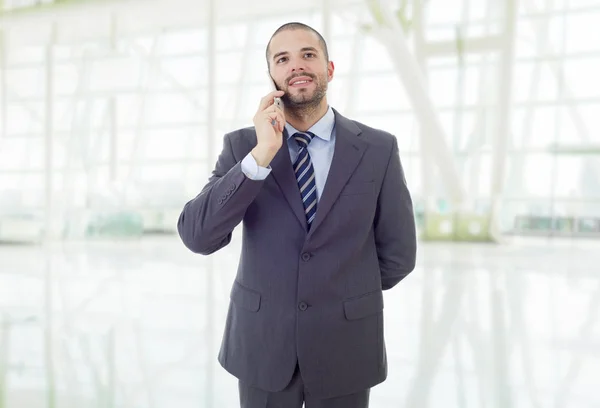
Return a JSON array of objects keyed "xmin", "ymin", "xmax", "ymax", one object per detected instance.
[
  {"xmin": 269, "ymin": 69, "xmax": 285, "ymax": 87},
  {"xmin": 275, "ymin": 77, "xmax": 287, "ymax": 90}
]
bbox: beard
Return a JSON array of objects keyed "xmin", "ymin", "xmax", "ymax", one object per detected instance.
[{"xmin": 274, "ymin": 72, "xmax": 328, "ymax": 111}]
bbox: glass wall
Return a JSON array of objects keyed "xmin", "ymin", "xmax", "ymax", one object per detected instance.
[{"xmin": 0, "ymin": 0, "xmax": 599, "ymax": 240}]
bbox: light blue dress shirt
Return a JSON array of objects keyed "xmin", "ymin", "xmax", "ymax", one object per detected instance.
[{"xmin": 241, "ymin": 106, "xmax": 336, "ymax": 202}]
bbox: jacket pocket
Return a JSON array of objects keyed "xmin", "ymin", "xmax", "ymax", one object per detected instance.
[
  {"xmin": 230, "ymin": 281, "xmax": 261, "ymax": 312},
  {"xmin": 343, "ymin": 290, "xmax": 384, "ymax": 320}
]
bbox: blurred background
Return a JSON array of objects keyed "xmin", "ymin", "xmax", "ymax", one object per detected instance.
[{"xmin": 0, "ymin": 0, "xmax": 599, "ymax": 407}]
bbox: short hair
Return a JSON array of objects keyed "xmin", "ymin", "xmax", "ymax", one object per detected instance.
[{"xmin": 266, "ymin": 22, "xmax": 330, "ymax": 67}]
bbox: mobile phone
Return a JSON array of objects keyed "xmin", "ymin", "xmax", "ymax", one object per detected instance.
[
  {"xmin": 274, "ymin": 96, "xmax": 283, "ymax": 110},
  {"xmin": 268, "ymin": 72, "xmax": 283, "ymax": 110},
  {"xmin": 267, "ymin": 72, "xmax": 283, "ymax": 126}
]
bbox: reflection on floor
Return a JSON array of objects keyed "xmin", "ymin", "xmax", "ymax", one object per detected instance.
[{"xmin": 0, "ymin": 235, "xmax": 598, "ymax": 408}]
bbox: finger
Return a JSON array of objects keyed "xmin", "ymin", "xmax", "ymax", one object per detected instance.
[
  {"xmin": 277, "ymin": 111, "xmax": 286, "ymax": 132},
  {"xmin": 276, "ymin": 111, "xmax": 285, "ymax": 132},
  {"xmin": 263, "ymin": 101, "xmax": 286, "ymax": 118},
  {"xmin": 264, "ymin": 111, "xmax": 281, "ymax": 124},
  {"xmin": 258, "ymin": 90, "xmax": 285, "ymax": 112},
  {"xmin": 262, "ymin": 104, "xmax": 280, "ymax": 116},
  {"xmin": 265, "ymin": 111, "xmax": 285, "ymax": 131}
]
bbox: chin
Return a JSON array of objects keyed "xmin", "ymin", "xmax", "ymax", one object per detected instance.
[{"xmin": 289, "ymin": 91, "xmax": 316, "ymax": 103}]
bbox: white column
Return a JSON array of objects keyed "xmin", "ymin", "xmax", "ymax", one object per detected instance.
[
  {"xmin": 0, "ymin": 29, "xmax": 6, "ymax": 141},
  {"xmin": 366, "ymin": 0, "xmax": 467, "ymax": 205},
  {"xmin": 412, "ymin": 0, "xmax": 436, "ymax": 212},
  {"xmin": 0, "ymin": 316, "xmax": 8, "ymax": 408},
  {"xmin": 205, "ymin": 1, "xmax": 217, "ymax": 407},
  {"xmin": 109, "ymin": 13, "xmax": 118, "ymax": 183},
  {"xmin": 44, "ymin": 23, "xmax": 57, "ymax": 240},
  {"xmin": 207, "ymin": 0, "xmax": 216, "ymax": 188},
  {"xmin": 489, "ymin": 0, "xmax": 518, "ymax": 236},
  {"xmin": 44, "ymin": 259, "xmax": 56, "ymax": 408},
  {"xmin": 322, "ymin": 0, "xmax": 332, "ymax": 46}
]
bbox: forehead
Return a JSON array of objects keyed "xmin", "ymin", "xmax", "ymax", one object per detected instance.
[{"xmin": 269, "ymin": 29, "xmax": 322, "ymax": 55}]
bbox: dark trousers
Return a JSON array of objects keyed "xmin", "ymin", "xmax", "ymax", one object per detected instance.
[{"xmin": 238, "ymin": 364, "xmax": 370, "ymax": 408}]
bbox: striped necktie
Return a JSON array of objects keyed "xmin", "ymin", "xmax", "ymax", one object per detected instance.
[{"xmin": 293, "ymin": 132, "xmax": 317, "ymax": 229}]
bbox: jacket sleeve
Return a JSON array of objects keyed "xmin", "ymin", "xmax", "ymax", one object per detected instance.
[
  {"xmin": 177, "ymin": 131, "xmax": 266, "ymax": 255},
  {"xmin": 374, "ymin": 136, "xmax": 417, "ymax": 290}
]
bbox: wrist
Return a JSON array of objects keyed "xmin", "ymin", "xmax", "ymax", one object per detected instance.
[{"xmin": 251, "ymin": 145, "xmax": 277, "ymax": 167}]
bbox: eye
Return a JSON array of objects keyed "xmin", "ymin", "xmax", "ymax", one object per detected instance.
[
  {"xmin": 304, "ymin": 52, "xmax": 315, "ymax": 58},
  {"xmin": 276, "ymin": 56, "xmax": 288, "ymax": 64}
]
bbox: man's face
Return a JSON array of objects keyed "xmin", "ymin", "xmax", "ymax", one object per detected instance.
[{"xmin": 267, "ymin": 29, "xmax": 334, "ymax": 109}]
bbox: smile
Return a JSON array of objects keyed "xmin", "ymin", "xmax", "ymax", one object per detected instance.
[{"xmin": 289, "ymin": 77, "xmax": 314, "ymax": 87}]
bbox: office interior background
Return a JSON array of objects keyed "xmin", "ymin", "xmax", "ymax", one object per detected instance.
[{"xmin": 0, "ymin": 0, "xmax": 599, "ymax": 407}]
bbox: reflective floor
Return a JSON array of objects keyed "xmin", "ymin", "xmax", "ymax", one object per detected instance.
[{"xmin": 0, "ymin": 234, "xmax": 599, "ymax": 408}]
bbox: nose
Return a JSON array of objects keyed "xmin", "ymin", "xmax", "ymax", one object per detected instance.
[{"xmin": 290, "ymin": 58, "xmax": 306, "ymax": 73}]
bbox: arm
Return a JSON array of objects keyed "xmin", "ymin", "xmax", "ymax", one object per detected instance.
[
  {"xmin": 178, "ymin": 90, "xmax": 285, "ymax": 255},
  {"xmin": 177, "ymin": 132, "xmax": 267, "ymax": 255},
  {"xmin": 374, "ymin": 136, "xmax": 417, "ymax": 290}
]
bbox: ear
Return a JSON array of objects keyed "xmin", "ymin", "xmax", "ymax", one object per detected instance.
[{"xmin": 327, "ymin": 61, "xmax": 335, "ymax": 82}]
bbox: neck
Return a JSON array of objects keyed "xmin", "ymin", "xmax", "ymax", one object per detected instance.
[{"xmin": 284, "ymin": 98, "xmax": 329, "ymax": 132}]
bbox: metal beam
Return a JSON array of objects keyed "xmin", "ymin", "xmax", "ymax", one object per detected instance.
[
  {"xmin": 504, "ymin": 0, "xmax": 554, "ymax": 200},
  {"xmin": 424, "ymin": 35, "xmax": 505, "ymax": 57},
  {"xmin": 365, "ymin": 0, "xmax": 467, "ymax": 205},
  {"xmin": 521, "ymin": 0, "xmax": 600, "ymax": 181},
  {"xmin": 0, "ymin": 0, "xmax": 344, "ymax": 33},
  {"xmin": 0, "ymin": 0, "xmax": 122, "ymax": 16},
  {"xmin": 548, "ymin": 144, "xmax": 600, "ymax": 155}
]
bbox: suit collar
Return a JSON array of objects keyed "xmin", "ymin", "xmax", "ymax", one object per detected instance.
[
  {"xmin": 331, "ymin": 107, "xmax": 362, "ymax": 139},
  {"xmin": 285, "ymin": 105, "xmax": 335, "ymax": 142},
  {"xmin": 269, "ymin": 108, "xmax": 367, "ymax": 236}
]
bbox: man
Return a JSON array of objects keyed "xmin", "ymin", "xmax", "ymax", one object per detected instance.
[{"xmin": 177, "ymin": 22, "xmax": 417, "ymax": 408}]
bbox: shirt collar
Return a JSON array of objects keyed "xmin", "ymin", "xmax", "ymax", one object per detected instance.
[{"xmin": 285, "ymin": 105, "xmax": 335, "ymax": 142}]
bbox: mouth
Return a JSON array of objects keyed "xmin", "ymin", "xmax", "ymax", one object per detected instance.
[{"xmin": 288, "ymin": 76, "xmax": 314, "ymax": 87}]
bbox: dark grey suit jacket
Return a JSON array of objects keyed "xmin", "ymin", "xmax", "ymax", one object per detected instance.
[{"xmin": 177, "ymin": 108, "xmax": 417, "ymax": 399}]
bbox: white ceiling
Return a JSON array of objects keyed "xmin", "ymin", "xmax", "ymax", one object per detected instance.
[{"xmin": 0, "ymin": 0, "xmax": 366, "ymax": 46}]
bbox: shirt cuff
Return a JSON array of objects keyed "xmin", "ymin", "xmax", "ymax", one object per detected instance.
[{"xmin": 241, "ymin": 151, "xmax": 272, "ymax": 180}]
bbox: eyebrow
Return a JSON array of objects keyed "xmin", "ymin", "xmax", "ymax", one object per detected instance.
[{"xmin": 272, "ymin": 47, "xmax": 319, "ymax": 61}]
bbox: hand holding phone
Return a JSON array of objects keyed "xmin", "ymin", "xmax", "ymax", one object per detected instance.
[
  {"xmin": 252, "ymin": 89, "xmax": 286, "ymax": 167},
  {"xmin": 272, "ymin": 98, "xmax": 283, "ymax": 123},
  {"xmin": 268, "ymin": 72, "xmax": 284, "ymax": 125}
]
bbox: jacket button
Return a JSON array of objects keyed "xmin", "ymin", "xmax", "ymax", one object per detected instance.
[
  {"xmin": 301, "ymin": 253, "xmax": 311, "ymax": 261},
  {"xmin": 298, "ymin": 302, "xmax": 308, "ymax": 311}
]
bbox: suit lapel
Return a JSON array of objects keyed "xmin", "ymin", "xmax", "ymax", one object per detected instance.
[
  {"xmin": 270, "ymin": 128, "xmax": 308, "ymax": 232},
  {"xmin": 268, "ymin": 109, "xmax": 367, "ymax": 236},
  {"xmin": 307, "ymin": 109, "xmax": 367, "ymax": 238}
]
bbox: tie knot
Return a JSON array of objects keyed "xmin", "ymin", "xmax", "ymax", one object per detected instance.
[{"xmin": 293, "ymin": 132, "xmax": 315, "ymax": 149}]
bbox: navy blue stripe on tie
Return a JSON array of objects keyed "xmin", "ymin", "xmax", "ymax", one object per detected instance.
[{"xmin": 293, "ymin": 132, "xmax": 317, "ymax": 229}]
